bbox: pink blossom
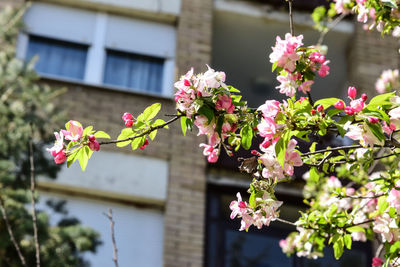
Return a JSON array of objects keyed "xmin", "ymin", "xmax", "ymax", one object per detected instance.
[
  {"xmin": 257, "ymin": 117, "xmax": 277, "ymax": 140},
  {"xmin": 47, "ymin": 131, "xmax": 64, "ymax": 156},
  {"xmin": 309, "ymin": 52, "xmax": 325, "ymax": 64},
  {"xmin": 375, "ymin": 69, "xmax": 399, "ymax": 93},
  {"xmin": 345, "ymin": 123, "xmax": 384, "ymax": 147},
  {"xmin": 61, "ymin": 120, "xmax": 83, "ymax": 142},
  {"xmin": 388, "ymin": 186, "xmax": 400, "ymax": 212},
  {"xmin": 389, "ymin": 107, "xmax": 400, "ymax": 120},
  {"xmin": 194, "ymin": 115, "xmax": 214, "ymax": 136},
  {"xmin": 216, "ymin": 94, "xmax": 235, "ymax": 114},
  {"xmin": 269, "ymin": 33, "xmax": 304, "ymax": 72},
  {"xmin": 298, "ymin": 80, "xmax": 314, "ymax": 94},
  {"xmin": 327, "ymin": 176, "xmax": 342, "ymax": 188},
  {"xmin": 284, "ymin": 139, "xmax": 303, "ymax": 176},
  {"xmin": 258, "ymin": 100, "xmax": 280, "ymax": 118},
  {"xmin": 318, "ymin": 61, "xmax": 330, "ymax": 77},
  {"xmin": 276, "ymin": 73, "xmax": 298, "ymax": 97},
  {"xmin": 368, "ymin": 117, "xmax": 379, "ymax": 124},
  {"xmin": 334, "ymin": 100, "xmax": 345, "ymax": 109},
  {"xmin": 351, "ymin": 231, "xmax": 367, "ymax": 242},
  {"xmin": 350, "ymin": 98, "xmax": 365, "ymax": 113},
  {"xmin": 229, "ymin": 192, "xmax": 248, "ymax": 219},
  {"xmin": 201, "ymin": 65, "xmax": 226, "ymax": 89},
  {"xmin": 200, "ymin": 143, "xmax": 219, "ymax": 163}
]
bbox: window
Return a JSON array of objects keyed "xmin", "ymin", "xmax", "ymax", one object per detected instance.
[
  {"xmin": 26, "ymin": 35, "xmax": 88, "ymax": 80},
  {"xmin": 20, "ymin": 3, "xmax": 176, "ymax": 96},
  {"xmin": 206, "ymin": 184, "xmax": 372, "ymax": 267},
  {"xmin": 103, "ymin": 50, "xmax": 164, "ymax": 93}
]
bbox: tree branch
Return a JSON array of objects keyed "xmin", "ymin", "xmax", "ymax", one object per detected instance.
[
  {"xmin": 98, "ymin": 114, "xmax": 183, "ymax": 145},
  {"xmin": 29, "ymin": 127, "xmax": 40, "ymax": 267},
  {"xmin": 0, "ymin": 196, "xmax": 27, "ymax": 267},
  {"xmin": 104, "ymin": 209, "xmax": 118, "ymax": 267},
  {"xmin": 288, "ymin": 0, "xmax": 294, "ymax": 36},
  {"xmin": 317, "ymin": 13, "xmax": 346, "ymax": 46}
]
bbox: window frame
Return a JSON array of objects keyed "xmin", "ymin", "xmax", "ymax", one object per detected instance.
[{"xmin": 17, "ymin": 2, "xmax": 176, "ymax": 97}]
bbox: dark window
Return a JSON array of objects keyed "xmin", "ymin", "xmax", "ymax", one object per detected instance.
[
  {"xmin": 206, "ymin": 184, "xmax": 371, "ymax": 267},
  {"xmin": 103, "ymin": 50, "xmax": 164, "ymax": 94},
  {"xmin": 26, "ymin": 35, "xmax": 88, "ymax": 80}
]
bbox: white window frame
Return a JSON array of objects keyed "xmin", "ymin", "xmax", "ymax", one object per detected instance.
[{"xmin": 17, "ymin": 2, "xmax": 176, "ymax": 97}]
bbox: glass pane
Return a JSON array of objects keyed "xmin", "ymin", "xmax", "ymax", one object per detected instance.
[
  {"xmin": 104, "ymin": 50, "xmax": 164, "ymax": 93},
  {"xmin": 26, "ymin": 36, "xmax": 87, "ymax": 80}
]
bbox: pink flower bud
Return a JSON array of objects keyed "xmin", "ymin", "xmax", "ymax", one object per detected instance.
[
  {"xmin": 88, "ymin": 135, "xmax": 95, "ymax": 142},
  {"xmin": 125, "ymin": 120, "xmax": 134, "ymax": 127},
  {"xmin": 89, "ymin": 140, "xmax": 100, "ymax": 151},
  {"xmin": 140, "ymin": 139, "xmax": 149, "ymax": 150},
  {"xmin": 183, "ymin": 79, "xmax": 191, "ymax": 86},
  {"xmin": 372, "ymin": 257, "xmax": 383, "ymax": 266},
  {"xmin": 361, "ymin": 93, "xmax": 367, "ymax": 102},
  {"xmin": 261, "ymin": 139, "xmax": 271, "ymax": 149},
  {"xmin": 317, "ymin": 105, "xmax": 324, "ymax": 113},
  {"xmin": 311, "ymin": 109, "xmax": 316, "ymax": 115},
  {"xmin": 54, "ymin": 152, "xmax": 67, "ymax": 164},
  {"xmin": 122, "ymin": 112, "xmax": 133, "ymax": 121},
  {"xmin": 251, "ymin": 150, "xmax": 261, "ymax": 156},
  {"xmin": 368, "ymin": 117, "xmax": 379, "ymax": 123},
  {"xmin": 348, "ymin": 86, "xmax": 357, "ymax": 99},
  {"xmin": 334, "ymin": 100, "xmax": 345, "ymax": 109},
  {"xmin": 345, "ymin": 106, "xmax": 355, "ymax": 115}
]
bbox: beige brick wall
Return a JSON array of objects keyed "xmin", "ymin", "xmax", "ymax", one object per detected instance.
[{"xmin": 348, "ymin": 23, "xmax": 400, "ymax": 97}]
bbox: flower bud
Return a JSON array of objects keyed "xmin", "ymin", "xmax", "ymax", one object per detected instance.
[
  {"xmin": 348, "ymin": 86, "xmax": 357, "ymax": 99},
  {"xmin": 261, "ymin": 139, "xmax": 271, "ymax": 149},
  {"xmin": 54, "ymin": 152, "xmax": 67, "ymax": 164},
  {"xmin": 122, "ymin": 112, "xmax": 133, "ymax": 121},
  {"xmin": 140, "ymin": 139, "xmax": 149, "ymax": 150},
  {"xmin": 311, "ymin": 109, "xmax": 316, "ymax": 115},
  {"xmin": 88, "ymin": 135, "xmax": 95, "ymax": 142},
  {"xmin": 368, "ymin": 116, "xmax": 379, "ymax": 123},
  {"xmin": 125, "ymin": 120, "xmax": 134, "ymax": 127},
  {"xmin": 183, "ymin": 79, "xmax": 191, "ymax": 86},
  {"xmin": 334, "ymin": 100, "xmax": 344, "ymax": 109},
  {"xmin": 316, "ymin": 105, "xmax": 324, "ymax": 113},
  {"xmin": 251, "ymin": 150, "xmax": 260, "ymax": 156},
  {"xmin": 361, "ymin": 93, "xmax": 368, "ymax": 102}
]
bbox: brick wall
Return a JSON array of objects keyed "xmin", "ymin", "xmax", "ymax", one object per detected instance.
[{"xmin": 164, "ymin": 0, "xmax": 213, "ymax": 266}]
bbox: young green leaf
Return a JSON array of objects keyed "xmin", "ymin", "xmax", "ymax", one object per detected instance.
[
  {"xmin": 240, "ymin": 125, "xmax": 253, "ymax": 150},
  {"xmin": 137, "ymin": 103, "xmax": 162, "ymax": 122},
  {"xmin": 94, "ymin": 131, "xmax": 110, "ymax": 139},
  {"xmin": 181, "ymin": 116, "xmax": 188, "ymax": 136},
  {"xmin": 314, "ymin": 98, "xmax": 341, "ymax": 109}
]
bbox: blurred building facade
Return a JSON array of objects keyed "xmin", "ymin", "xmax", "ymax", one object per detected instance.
[{"xmin": 2, "ymin": 0, "xmax": 400, "ymax": 266}]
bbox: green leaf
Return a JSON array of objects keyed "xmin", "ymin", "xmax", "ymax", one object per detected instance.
[
  {"xmin": 389, "ymin": 241, "xmax": 400, "ymax": 254},
  {"xmin": 333, "ymin": 236, "xmax": 344, "ymax": 259},
  {"xmin": 272, "ymin": 61, "xmax": 278, "ymax": 72},
  {"xmin": 137, "ymin": 103, "xmax": 161, "ymax": 122},
  {"xmin": 116, "ymin": 128, "xmax": 135, "ymax": 147},
  {"xmin": 378, "ymin": 196, "xmax": 389, "ymax": 214},
  {"xmin": 67, "ymin": 150, "xmax": 79, "ymax": 168},
  {"xmin": 367, "ymin": 122, "xmax": 385, "ymax": 142},
  {"xmin": 78, "ymin": 146, "xmax": 91, "ymax": 172},
  {"xmin": 131, "ymin": 136, "xmax": 146, "ymax": 151},
  {"xmin": 240, "ymin": 125, "xmax": 253, "ymax": 150},
  {"xmin": 153, "ymin": 119, "xmax": 167, "ymax": 128},
  {"xmin": 309, "ymin": 167, "xmax": 319, "ymax": 182},
  {"xmin": 216, "ymin": 116, "xmax": 224, "ymax": 136},
  {"xmin": 198, "ymin": 105, "xmax": 214, "ymax": 123},
  {"xmin": 343, "ymin": 234, "xmax": 352, "ymax": 250},
  {"xmin": 149, "ymin": 130, "xmax": 158, "ymax": 140},
  {"xmin": 94, "ymin": 131, "xmax": 110, "ymax": 139},
  {"xmin": 228, "ymin": 85, "xmax": 241, "ymax": 93},
  {"xmin": 275, "ymin": 132, "xmax": 290, "ymax": 168},
  {"xmin": 83, "ymin": 126, "xmax": 93, "ymax": 136},
  {"xmin": 314, "ymin": 98, "xmax": 341, "ymax": 109},
  {"xmin": 181, "ymin": 116, "xmax": 188, "ymax": 136},
  {"xmin": 368, "ymin": 92, "xmax": 395, "ymax": 107},
  {"xmin": 346, "ymin": 226, "xmax": 365, "ymax": 233}
]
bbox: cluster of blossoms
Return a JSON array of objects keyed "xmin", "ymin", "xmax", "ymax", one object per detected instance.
[
  {"xmin": 256, "ymin": 100, "xmax": 303, "ymax": 180},
  {"xmin": 229, "ymin": 192, "xmax": 283, "ymax": 231},
  {"xmin": 270, "ymin": 33, "xmax": 330, "ymax": 97},
  {"xmin": 47, "ymin": 120, "xmax": 100, "ymax": 165},
  {"xmin": 333, "ymin": 0, "xmax": 400, "ymax": 37},
  {"xmin": 174, "ymin": 66, "xmax": 238, "ymax": 163},
  {"xmin": 376, "ymin": 69, "xmax": 400, "ymax": 94}
]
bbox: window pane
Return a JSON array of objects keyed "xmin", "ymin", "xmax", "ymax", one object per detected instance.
[
  {"xmin": 104, "ymin": 50, "xmax": 164, "ymax": 93},
  {"xmin": 26, "ymin": 35, "xmax": 87, "ymax": 80}
]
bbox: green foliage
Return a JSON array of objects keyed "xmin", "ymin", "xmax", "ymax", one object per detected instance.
[{"xmin": 0, "ymin": 5, "xmax": 100, "ymax": 266}]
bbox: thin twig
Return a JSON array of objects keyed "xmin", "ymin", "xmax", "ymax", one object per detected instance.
[
  {"xmin": 0, "ymin": 196, "xmax": 27, "ymax": 267},
  {"xmin": 29, "ymin": 126, "xmax": 40, "ymax": 267},
  {"xmin": 276, "ymin": 217, "xmax": 297, "ymax": 226},
  {"xmin": 317, "ymin": 13, "xmax": 347, "ymax": 46},
  {"xmin": 288, "ymin": 0, "xmax": 294, "ymax": 36},
  {"xmin": 375, "ymin": 243, "xmax": 384, "ymax": 258},
  {"xmin": 98, "ymin": 114, "xmax": 182, "ymax": 145},
  {"xmin": 104, "ymin": 209, "xmax": 119, "ymax": 267}
]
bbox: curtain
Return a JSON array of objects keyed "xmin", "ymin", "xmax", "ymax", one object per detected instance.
[
  {"xmin": 26, "ymin": 36, "xmax": 87, "ymax": 80},
  {"xmin": 104, "ymin": 50, "xmax": 164, "ymax": 93}
]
